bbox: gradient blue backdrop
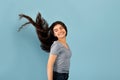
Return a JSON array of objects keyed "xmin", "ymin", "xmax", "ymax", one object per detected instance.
[{"xmin": 0, "ymin": 0, "xmax": 120, "ymax": 80}]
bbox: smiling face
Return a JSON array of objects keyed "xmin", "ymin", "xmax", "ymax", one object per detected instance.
[
  {"xmin": 53, "ymin": 24, "xmax": 67, "ymax": 39},
  {"xmin": 49, "ymin": 21, "xmax": 68, "ymax": 41}
]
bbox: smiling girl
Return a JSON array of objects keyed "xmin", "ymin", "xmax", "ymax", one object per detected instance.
[{"xmin": 18, "ymin": 12, "xmax": 72, "ymax": 80}]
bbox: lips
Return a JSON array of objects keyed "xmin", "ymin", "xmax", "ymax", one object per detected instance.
[{"xmin": 58, "ymin": 32, "xmax": 65, "ymax": 36}]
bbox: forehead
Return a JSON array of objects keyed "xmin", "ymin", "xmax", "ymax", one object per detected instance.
[{"xmin": 53, "ymin": 24, "xmax": 63, "ymax": 30}]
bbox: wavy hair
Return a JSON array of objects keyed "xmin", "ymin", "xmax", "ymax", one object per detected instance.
[{"xmin": 18, "ymin": 12, "xmax": 67, "ymax": 52}]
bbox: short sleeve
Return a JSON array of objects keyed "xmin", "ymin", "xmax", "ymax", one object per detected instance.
[{"xmin": 50, "ymin": 42, "xmax": 61, "ymax": 55}]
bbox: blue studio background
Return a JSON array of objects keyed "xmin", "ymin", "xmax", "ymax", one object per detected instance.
[{"xmin": 0, "ymin": 0, "xmax": 120, "ymax": 80}]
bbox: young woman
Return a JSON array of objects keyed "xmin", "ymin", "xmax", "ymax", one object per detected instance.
[{"xmin": 18, "ymin": 12, "xmax": 72, "ymax": 80}]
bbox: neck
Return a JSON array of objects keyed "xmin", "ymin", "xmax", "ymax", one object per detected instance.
[{"xmin": 58, "ymin": 37, "xmax": 66, "ymax": 44}]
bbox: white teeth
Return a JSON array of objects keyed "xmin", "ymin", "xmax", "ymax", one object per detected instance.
[{"xmin": 59, "ymin": 32, "xmax": 64, "ymax": 35}]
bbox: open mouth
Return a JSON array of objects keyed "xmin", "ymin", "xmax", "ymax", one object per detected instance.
[{"xmin": 58, "ymin": 32, "xmax": 65, "ymax": 36}]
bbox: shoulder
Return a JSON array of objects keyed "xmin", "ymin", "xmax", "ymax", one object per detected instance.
[
  {"xmin": 50, "ymin": 41, "xmax": 62, "ymax": 55},
  {"xmin": 51, "ymin": 41, "xmax": 62, "ymax": 48}
]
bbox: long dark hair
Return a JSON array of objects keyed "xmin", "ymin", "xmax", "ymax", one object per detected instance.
[{"xmin": 18, "ymin": 12, "xmax": 67, "ymax": 52}]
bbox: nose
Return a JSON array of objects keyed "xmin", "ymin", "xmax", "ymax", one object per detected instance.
[{"xmin": 58, "ymin": 29, "xmax": 62, "ymax": 33}]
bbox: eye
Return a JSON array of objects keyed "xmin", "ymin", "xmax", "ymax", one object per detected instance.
[
  {"xmin": 53, "ymin": 29, "xmax": 58, "ymax": 32},
  {"xmin": 60, "ymin": 26, "xmax": 64, "ymax": 30}
]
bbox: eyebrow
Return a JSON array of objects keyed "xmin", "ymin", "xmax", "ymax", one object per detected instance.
[{"xmin": 53, "ymin": 28, "xmax": 58, "ymax": 31}]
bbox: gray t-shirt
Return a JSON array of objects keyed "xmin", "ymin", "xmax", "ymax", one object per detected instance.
[{"xmin": 50, "ymin": 41, "xmax": 72, "ymax": 73}]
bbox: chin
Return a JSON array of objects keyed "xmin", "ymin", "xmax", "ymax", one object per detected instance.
[
  {"xmin": 58, "ymin": 36, "xmax": 66, "ymax": 39},
  {"xmin": 57, "ymin": 33, "xmax": 66, "ymax": 39}
]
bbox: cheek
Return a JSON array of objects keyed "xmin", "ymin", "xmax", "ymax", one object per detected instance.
[
  {"xmin": 54, "ymin": 32, "xmax": 57, "ymax": 36},
  {"xmin": 63, "ymin": 30, "xmax": 66, "ymax": 34}
]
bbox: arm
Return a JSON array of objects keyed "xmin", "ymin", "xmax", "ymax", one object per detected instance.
[{"xmin": 47, "ymin": 54, "xmax": 57, "ymax": 80}]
